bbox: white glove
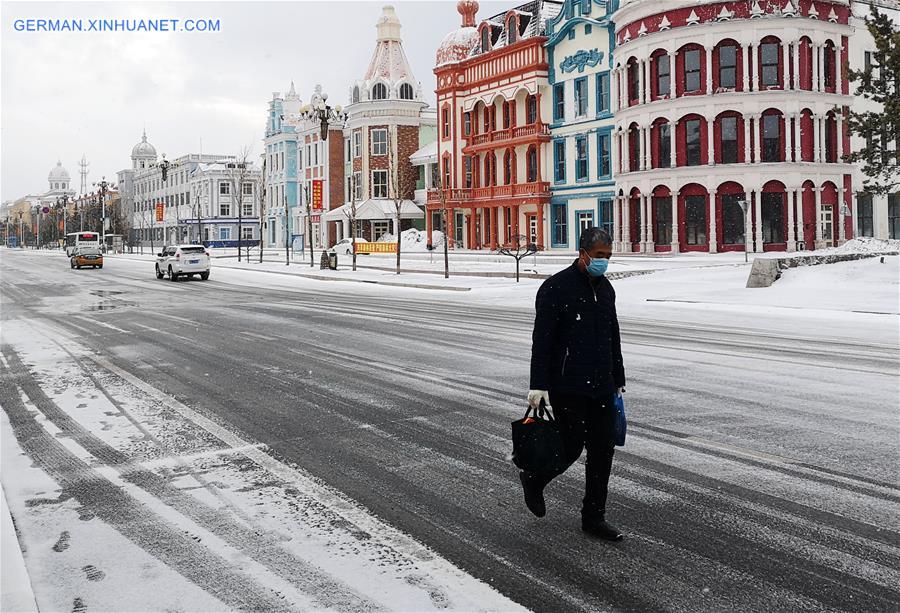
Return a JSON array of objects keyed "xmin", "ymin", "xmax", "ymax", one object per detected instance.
[
  {"xmin": 615, "ymin": 387, "xmax": 626, "ymax": 397},
  {"xmin": 527, "ymin": 390, "xmax": 551, "ymax": 410}
]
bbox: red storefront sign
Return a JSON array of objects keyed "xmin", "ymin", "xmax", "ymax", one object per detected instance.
[
  {"xmin": 155, "ymin": 203, "xmax": 164, "ymax": 222},
  {"xmin": 312, "ymin": 179, "xmax": 323, "ymax": 212}
]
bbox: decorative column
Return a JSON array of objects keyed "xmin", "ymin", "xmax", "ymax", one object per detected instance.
[
  {"xmin": 707, "ymin": 117, "xmax": 715, "ymax": 165},
  {"xmin": 671, "ymin": 190, "xmax": 680, "ymax": 253},
  {"xmin": 622, "ymin": 197, "xmax": 631, "ymax": 247},
  {"xmin": 622, "ymin": 129, "xmax": 630, "ymax": 173},
  {"xmin": 613, "ymin": 196, "xmax": 621, "ymax": 251},
  {"xmin": 792, "ymin": 114, "xmax": 801, "ymax": 162},
  {"xmin": 669, "ymin": 51, "xmax": 677, "ymax": 98},
  {"xmin": 793, "ymin": 41, "xmax": 801, "ymax": 91},
  {"xmin": 836, "ymin": 111, "xmax": 845, "ymax": 161},
  {"xmin": 753, "ymin": 115, "xmax": 762, "ymax": 163},
  {"xmin": 812, "ymin": 44, "xmax": 821, "ymax": 92},
  {"xmin": 492, "ymin": 207, "xmax": 499, "ymax": 249},
  {"xmin": 818, "ymin": 115, "xmax": 826, "ymax": 163},
  {"xmin": 783, "ymin": 41, "xmax": 791, "ymax": 90},
  {"xmin": 744, "ymin": 115, "xmax": 752, "ymax": 163},
  {"xmin": 814, "ymin": 186, "xmax": 823, "ymax": 248},
  {"xmin": 835, "ymin": 43, "xmax": 843, "ymax": 94},
  {"xmin": 644, "ymin": 126, "xmax": 651, "ymax": 170},
  {"xmin": 638, "ymin": 60, "xmax": 646, "ymax": 106},
  {"xmin": 794, "ymin": 187, "xmax": 805, "ymax": 249},
  {"xmin": 670, "ymin": 119, "xmax": 678, "ymax": 168},
  {"xmin": 787, "ymin": 187, "xmax": 796, "ymax": 251},
  {"xmin": 638, "ymin": 195, "xmax": 647, "ymax": 250},
  {"xmin": 537, "ymin": 203, "xmax": 545, "ymax": 249},
  {"xmin": 610, "ymin": 68, "xmax": 619, "ymax": 114},
  {"xmin": 743, "ymin": 43, "xmax": 752, "ymax": 91},
  {"xmin": 612, "ymin": 131, "xmax": 620, "ymax": 174},
  {"xmin": 646, "ymin": 195, "xmax": 655, "ymax": 251},
  {"xmin": 754, "ymin": 43, "xmax": 762, "ymax": 91},
  {"xmin": 753, "ymin": 189, "xmax": 763, "ymax": 253},
  {"xmin": 705, "ymin": 46, "xmax": 714, "ymax": 95},
  {"xmin": 709, "ymin": 189, "xmax": 718, "ymax": 253},
  {"xmin": 837, "ymin": 187, "xmax": 846, "ymax": 244}
]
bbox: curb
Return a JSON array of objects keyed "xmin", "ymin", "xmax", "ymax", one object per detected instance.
[{"xmin": 1, "ymin": 483, "xmax": 39, "ymax": 613}]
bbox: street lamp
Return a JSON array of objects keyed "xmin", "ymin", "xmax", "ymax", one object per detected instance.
[
  {"xmin": 17, "ymin": 211, "xmax": 24, "ymax": 248},
  {"xmin": 295, "ymin": 86, "xmax": 347, "ymax": 142},
  {"xmin": 56, "ymin": 195, "xmax": 69, "ymax": 247},
  {"xmin": 93, "ymin": 176, "xmax": 115, "ymax": 252},
  {"xmin": 736, "ymin": 198, "xmax": 750, "ymax": 263}
]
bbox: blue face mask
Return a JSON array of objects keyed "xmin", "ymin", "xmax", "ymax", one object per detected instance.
[{"xmin": 586, "ymin": 256, "xmax": 609, "ymax": 277}]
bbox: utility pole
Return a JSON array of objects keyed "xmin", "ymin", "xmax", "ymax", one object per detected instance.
[{"xmin": 284, "ymin": 193, "xmax": 290, "ymax": 266}]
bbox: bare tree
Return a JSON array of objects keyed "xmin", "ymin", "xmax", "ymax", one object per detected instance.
[
  {"xmin": 498, "ymin": 234, "xmax": 538, "ymax": 283},
  {"xmin": 387, "ymin": 128, "xmax": 418, "ymax": 275},
  {"xmin": 343, "ymin": 173, "xmax": 360, "ymax": 272},
  {"xmin": 228, "ymin": 147, "xmax": 253, "ymax": 263},
  {"xmin": 258, "ymin": 156, "xmax": 266, "ymax": 263}
]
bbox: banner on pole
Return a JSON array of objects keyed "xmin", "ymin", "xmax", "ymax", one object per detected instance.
[
  {"xmin": 155, "ymin": 203, "xmax": 164, "ymax": 222},
  {"xmin": 312, "ymin": 180, "xmax": 323, "ymax": 212}
]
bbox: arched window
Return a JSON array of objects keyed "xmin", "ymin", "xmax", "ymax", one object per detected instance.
[
  {"xmin": 481, "ymin": 27, "xmax": 490, "ymax": 52},
  {"xmin": 503, "ymin": 149, "xmax": 515, "ymax": 185},
  {"xmin": 372, "ymin": 83, "xmax": 388, "ymax": 100},
  {"xmin": 759, "ymin": 38, "xmax": 781, "ymax": 87},
  {"xmin": 526, "ymin": 94, "xmax": 537, "ymax": 124},
  {"xmin": 352, "ymin": 86, "xmax": 360, "ymax": 104},
  {"xmin": 526, "ymin": 146, "xmax": 538, "ymax": 182},
  {"xmin": 507, "ymin": 17, "xmax": 517, "ymax": 45},
  {"xmin": 761, "ymin": 110, "xmax": 784, "ymax": 162},
  {"xmin": 399, "ymin": 83, "xmax": 414, "ymax": 100}
]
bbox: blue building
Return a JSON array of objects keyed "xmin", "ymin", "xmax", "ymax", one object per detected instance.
[
  {"xmin": 545, "ymin": 0, "xmax": 618, "ymax": 249},
  {"xmin": 263, "ymin": 83, "xmax": 301, "ymax": 248}
]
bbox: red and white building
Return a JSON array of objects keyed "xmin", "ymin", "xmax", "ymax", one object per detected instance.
[
  {"xmin": 428, "ymin": 0, "xmax": 563, "ymax": 249},
  {"xmin": 610, "ymin": 0, "xmax": 856, "ymax": 253}
]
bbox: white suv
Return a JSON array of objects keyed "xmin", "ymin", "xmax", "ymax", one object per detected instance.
[{"xmin": 155, "ymin": 245, "xmax": 211, "ymax": 281}]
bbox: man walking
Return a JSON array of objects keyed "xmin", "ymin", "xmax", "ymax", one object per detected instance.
[{"xmin": 522, "ymin": 227, "xmax": 626, "ymax": 541}]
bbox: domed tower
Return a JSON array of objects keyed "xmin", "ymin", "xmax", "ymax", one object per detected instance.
[
  {"xmin": 48, "ymin": 160, "xmax": 71, "ymax": 192},
  {"xmin": 436, "ymin": 1, "xmax": 480, "ymax": 67},
  {"xmin": 348, "ymin": 5, "xmax": 424, "ymax": 105},
  {"xmin": 131, "ymin": 129, "xmax": 158, "ymax": 170}
]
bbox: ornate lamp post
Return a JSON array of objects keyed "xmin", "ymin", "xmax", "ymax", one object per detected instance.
[
  {"xmin": 56, "ymin": 195, "xmax": 69, "ymax": 246},
  {"xmin": 283, "ymin": 85, "xmax": 348, "ymax": 266},
  {"xmin": 17, "ymin": 211, "xmax": 24, "ymax": 248},
  {"xmin": 93, "ymin": 176, "xmax": 115, "ymax": 251}
]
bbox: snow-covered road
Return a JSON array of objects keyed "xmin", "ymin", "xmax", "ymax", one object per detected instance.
[{"xmin": 1, "ymin": 249, "xmax": 898, "ymax": 612}]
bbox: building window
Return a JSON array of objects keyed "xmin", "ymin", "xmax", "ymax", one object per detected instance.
[
  {"xmin": 824, "ymin": 44, "xmax": 835, "ymax": 88},
  {"xmin": 503, "ymin": 101, "xmax": 513, "ymax": 129},
  {"xmin": 527, "ymin": 94, "xmax": 538, "ymax": 124},
  {"xmin": 721, "ymin": 116, "xmax": 738, "ymax": 163},
  {"xmin": 684, "ymin": 49, "xmax": 701, "ymax": 92},
  {"xmin": 763, "ymin": 114, "xmax": 781, "ymax": 162},
  {"xmin": 507, "ymin": 18, "xmax": 517, "ymax": 44},
  {"xmin": 575, "ymin": 136, "xmax": 588, "ymax": 181},
  {"xmin": 722, "ymin": 193, "xmax": 746, "ymax": 245},
  {"xmin": 372, "ymin": 83, "xmax": 388, "ymax": 100},
  {"xmin": 345, "ymin": 138, "xmax": 351, "ymax": 163},
  {"xmin": 658, "ymin": 123, "xmax": 671, "ymax": 168},
  {"xmin": 503, "ymin": 150, "xmax": 514, "ymax": 184},
  {"xmin": 242, "ymin": 182, "xmax": 253, "ymax": 196},
  {"xmin": 553, "ymin": 83, "xmax": 565, "ymax": 121},
  {"xmin": 889, "ymin": 193, "xmax": 900, "ymax": 239},
  {"xmin": 598, "ymin": 199, "xmax": 613, "ymax": 236},
  {"xmin": 761, "ymin": 42, "xmax": 779, "ymax": 87},
  {"xmin": 598, "ymin": 133, "xmax": 611, "ymax": 177},
  {"xmin": 719, "ymin": 45, "xmax": 737, "ymax": 88},
  {"xmin": 685, "ymin": 195, "xmax": 707, "ymax": 245},
  {"xmin": 220, "ymin": 199, "xmax": 231, "ymax": 216},
  {"xmin": 352, "ymin": 86, "xmax": 360, "ymax": 104},
  {"xmin": 574, "ymin": 78, "xmax": 588, "ymax": 117},
  {"xmin": 526, "ymin": 147, "xmax": 537, "ymax": 182},
  {"xmin": 762, "ymin": 192, "xmax": 785, "ymax": 243},
  {"xmin": 243, "ymin": 201, "xmax": 253, "ymax": 216},
  {"xmin": 371, "ymin": 129, "xmax": 388, "ymax": 156},
  {"xmin": 219, "ymin": 227, "xmax": 231, "ymax": 240},
  {"xmin": 552, "ymin": 203, "xmax": 567, "ymax": 246},
  {"xmin": 857, "ymin": 193, "xmax": 873, "ymax": 237},
  {"xmin": 464, "ymin": 112, "xmax": 472, "ymax": 136},
  {"xmin": 656, "ymin": 54, "xmax": 670, "ymax": 96},
  {"xmin": 442, "ymin": 108, "xmax": 450, "ymax": 138},
  {"xmin": 242, "ymin": 226, "xmax": 253, "ymax": 240},
  {"xmin": 685, "ymin": 119, "xmax": 701, "ymax": 166},
  {"xmin": 353, "ymin": 132, "xmax": 362, "ymax": 158},
  {"xmin": 628, "ymin": 61, "xmax": 639, "ymax": 101},
  {"xmin": 825, "ymin": 117, "xmax": 836, "ymax": 163},
  {"xmin": 554, "ymin": 140, "xmax": 566, "ymax": 182},
  {"xmin": 653, "ymin": 197, "xmax": 672, "ymax": 245},
  {"xmin": 464, "ymin": 156, "xmax": 473, "ymax": 188},
  {"xmin": 481, "ymin": 27, "xmax": 490, "ymax": 52},
  {"xmin": 597, "ymin": 72, "xmax": 610, "ymax": 113},
  {"xmin": 372, "ymin": 170, "xmax": 388, "ymax": 198},
  {"xmin": 442, "ymin": 158, "xmax": 450, "ymax": 187},
  {"xmin": 220, "ymin": 182, "xmax": 230, "ymax": 195},
  {"xmin": 354, "ymin": 172, "xmax": 363, "ymax": 200},
  {"xmin": 400, "ymin": 83, "xmax": 414, "ymax": 100}
]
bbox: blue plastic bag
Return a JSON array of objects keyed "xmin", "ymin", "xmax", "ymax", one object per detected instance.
[{"xmin": 613, "ymin": 394, "xmax": 627, "ymax": 446}]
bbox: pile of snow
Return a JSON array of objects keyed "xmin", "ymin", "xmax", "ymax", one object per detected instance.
[
  {"xmin": 828, "ymin": 237, "xmax": 900, "ymax": 255},
  {"xmin": 377, "ymin": 229, "xmax": 446, "ymax": 252}
]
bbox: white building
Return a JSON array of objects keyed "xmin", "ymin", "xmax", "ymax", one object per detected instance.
[
  {"xmin": 848, "ymin": 0, "xmax": 899, "ymax": 240},
  {"xmin": 263, "ymin": 84, "xmax": 302, "ymax": 249}
]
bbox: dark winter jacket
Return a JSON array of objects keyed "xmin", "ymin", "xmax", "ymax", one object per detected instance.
[{"xmin": 529, "ymin": 262, "xmax": 626, "ymax": 398}]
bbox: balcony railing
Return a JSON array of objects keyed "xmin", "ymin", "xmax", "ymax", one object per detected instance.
[
  {"xmin": 427, "ymin": 181, "xmax": 550, "ymax": 204},
  {"xmin": 464, "ymin": 123, "xmax": 551, "ymax": 148}
]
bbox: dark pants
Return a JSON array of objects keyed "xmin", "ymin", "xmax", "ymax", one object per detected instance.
[{"xmin": 527, "ymin": 392, "xmax": 616, "ymax": 520}]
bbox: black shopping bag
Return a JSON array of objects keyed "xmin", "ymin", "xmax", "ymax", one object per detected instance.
[{"xmin": 511, "ymin": 403, "xmax": 566, "ymax": 474}]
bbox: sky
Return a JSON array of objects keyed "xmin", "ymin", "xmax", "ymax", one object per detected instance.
[{"xmin": 0, "ymin": 0, "xmax": 511, "ymax": 202}]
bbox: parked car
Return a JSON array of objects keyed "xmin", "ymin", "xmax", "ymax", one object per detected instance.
[
  {"xmin": 155, "ymin": 244, "xmax": 210, "ymax": 281},
  {"xmin": 70, "ymin": 247, "xmax": 103, "ymax": 269},
  {"xmin": 328, "ymin": 238, "xmax": 370, "ymax": 255}
]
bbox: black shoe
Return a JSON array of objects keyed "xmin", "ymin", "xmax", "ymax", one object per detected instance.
[
  {"xmin": 582, "ymin": 518, "xmax": 623, "ymax": 541},
  {"xmin": 519, "ymin": 471, "xmax": 546, "ymax": 518}
]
